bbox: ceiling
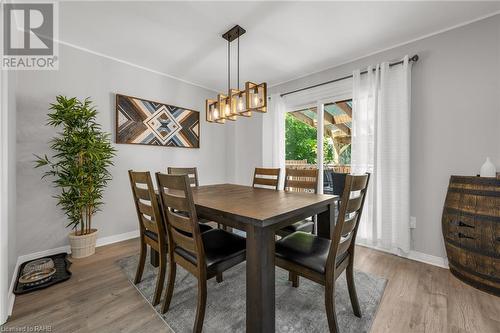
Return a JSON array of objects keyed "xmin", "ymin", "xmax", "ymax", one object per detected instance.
[{"xmin": 59, "ymin": 1, "xmax": 500, "ymax": 92}]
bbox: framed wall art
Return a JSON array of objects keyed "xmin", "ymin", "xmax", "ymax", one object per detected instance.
[{"xmin": 115, "ymin": 94, "xmax": 200, "ymax": 148}]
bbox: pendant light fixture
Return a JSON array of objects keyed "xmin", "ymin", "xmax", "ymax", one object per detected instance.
[{"xmin": 206, "ymin": 25, "xmax": 267, "ymax": 124}]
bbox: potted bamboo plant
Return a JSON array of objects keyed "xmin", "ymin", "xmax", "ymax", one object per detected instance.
[{"xmin": 35, "ymin": 96, "xmax": 116, "ymax": 258}]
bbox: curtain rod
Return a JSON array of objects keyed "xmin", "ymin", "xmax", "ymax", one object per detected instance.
[{"xmin": 280, "ymin": 54, "xmax": 419, "ymax": 98}]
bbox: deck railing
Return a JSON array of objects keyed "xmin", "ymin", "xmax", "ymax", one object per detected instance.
[{"xmin": 285, "ymin": 160, "xmax": 351, "ymax": 174}]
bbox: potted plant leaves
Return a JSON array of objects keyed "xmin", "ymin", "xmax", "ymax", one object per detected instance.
[{"xmin": 35, "ymin": 96, "xmax": 116, "ymax": 258}]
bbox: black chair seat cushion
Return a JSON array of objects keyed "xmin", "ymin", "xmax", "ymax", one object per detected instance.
[
  {"xmin": 175, "ymin": 229, "xmax": 246, "ymax": 275},
  {"xmin": 281, "ymin": 220, "xmax": 314, "ymax": 234},
  {"xmin": 144, "ymin": 223, "xmax": 212, "ymax": 242},
  {"xmin": 275, "ymin": 231, "xmax": 348, "ymax": 274}
]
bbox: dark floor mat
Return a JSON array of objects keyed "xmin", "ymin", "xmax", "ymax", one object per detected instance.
[{"xmin": 14, "ymin": 252, "xmax": 72, "ymax": 295}]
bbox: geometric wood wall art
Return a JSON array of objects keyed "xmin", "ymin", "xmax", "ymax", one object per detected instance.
[{"xmin": 115, "ymin": 94, "xmax": 200, "ymax": 148}]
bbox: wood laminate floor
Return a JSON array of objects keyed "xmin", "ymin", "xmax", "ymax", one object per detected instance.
[{"xmin": 3, "ymin": 238, "xmax": 500, "ymax": 332}]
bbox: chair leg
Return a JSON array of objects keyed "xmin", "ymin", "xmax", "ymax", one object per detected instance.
[
  {"xmin": 193, "ymin": 278, "xmax": 207, "ymax": 333},
  {"xmin": 134, "ymin": 239, "xmax": 147, "ymax": 284},
  {"xmin": 152, "ymin": 246, "xmax": 167, "ymax": 306},
  {"xmin": 161, "ymin": 261, "xmax": 176, "ymax": 314},
  {"xmin": 346, "ymin": 263, "xmax": 361, "ymax": 317},
  {"xmin": 291, "ymin": 272, "xmax": 299, "ymax": 288},
  {"xmin": 216, "ymin": 272, "xmax": 223, "ymax": 283},
  {"xmin": 325, "ymin": 281, "xmax": 339, "ymax": 333}
]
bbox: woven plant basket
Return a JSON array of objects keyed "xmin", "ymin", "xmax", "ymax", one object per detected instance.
[{"xmin": 69, "ymin": 229, "xmax": 98, "ymax": 258}]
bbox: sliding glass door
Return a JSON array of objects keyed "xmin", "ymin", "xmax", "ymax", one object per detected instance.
[{"xmin": 284, "ymin": 99, "xmax": 352, "ymax": 194}]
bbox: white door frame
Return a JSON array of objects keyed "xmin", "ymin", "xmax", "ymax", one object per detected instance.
[
  {"xmin": 316, "ymin": 101, "xmax": 325, "ymax": 194},
  {"xmin": 0, "ymin": 66, "xmax": 10, "ymax": 325}
]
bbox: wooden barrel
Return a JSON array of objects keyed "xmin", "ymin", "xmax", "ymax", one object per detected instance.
[{"xmin": 442, "ymin": 176, "xmax": 500, "ymax": 296}]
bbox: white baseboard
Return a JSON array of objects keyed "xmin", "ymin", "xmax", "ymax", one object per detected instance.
[
  {"xmin": 8, "ymin": 229, "xmax": 139, "ymax": 316},
  {"xmin": 96, "ymin": 230, "xmax": 139, "ymax": 248},
  {"xmin": 357, "ymin": 242, "xmax": 449, "ymax": 269},
  {"xmin": 408, "ymin": 250, "xmax": 449, "ymax": 269}
]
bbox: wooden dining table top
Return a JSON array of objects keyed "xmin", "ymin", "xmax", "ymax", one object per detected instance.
[{"xmin": 190, "ymin": 183, "xmax": 338, "ymax": 228}]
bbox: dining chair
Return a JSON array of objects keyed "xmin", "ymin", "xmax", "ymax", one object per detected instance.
[
  {"xmin": 167, "ymin": 167, "xmax": 199, "ymax": 187},
  {"xmin": 275, "ymin": 174, "xmax": 370, "ymax": 333},
  {"xmin": 276, "ymin": 168, "xmax": 319, "ymax": 238},
  {"xmin": 128, "ymin": 170, "xmax": 167, "ymax": 306},
  {"xmin": 252, "ymin": 167, "xmax": 281, "ymax": 190},
  {"xmin": 167, "ymin": 166, "xmax": 220, "ymax": 231},
  {"xmin": 331, "ymin": 172, "xmax": 347, "ymax": 197},
  {"xmin": 323, "ymin": 169, "xmax": 334, "ymax": 195},
  {"xmin": 155, "ymin": 173, "xmax": 247, "ymax": 333}
]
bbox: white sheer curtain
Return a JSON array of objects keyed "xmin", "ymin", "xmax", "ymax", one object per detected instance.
[
  {"xmin": 352, "ymin": 56, "xmax": 411, "ymax": 255},
  {"xmin": 262, "ymin": 94, "xmax": 286, "ymax": 187},
  {"xmin": 269, "ymin": 94, "xmax": 286, "ymax": 170}
]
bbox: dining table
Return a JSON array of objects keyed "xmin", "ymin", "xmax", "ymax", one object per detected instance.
[{"xmin": 153, "ymin": 183, "xmax": 338, "ymax": 333}]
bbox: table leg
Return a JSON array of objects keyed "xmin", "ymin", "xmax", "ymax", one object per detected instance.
[
  {"xmin": 317, "ymin": 203, "xmax": 335, "ymax": 239},
  {"xmin": 246, "ymin": 225, "xmax": 275, "ymax": 333},
  {"xmin": 150, "ymin": 248, "xmax": 159, "ymax": 268}
]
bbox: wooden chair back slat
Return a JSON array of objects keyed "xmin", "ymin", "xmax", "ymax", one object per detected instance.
[
  {"xmin": 284, "ymin": 168, "xmax": 319, "ymax": 193},
  {"xmin": 168, "ymin": 211, "xmax": 194, "ymax": 234},
  {"xmin": 253, "ymin": 168, "xmax": 280, "ymax": 190},
  {"xmin": 159, "ymin": 173, "xmax": 188, "ymax": 188},
  {"xmin": 285, "ymin": 180, "xmax": 316, "ymax": 190},
  {"xmin": 141, "ymin": 215, "xmax": 158, "ymax": 234},
  {"xmin": 327, "ymin": 174, "xmax": 370, "ymax": 274},
  {"xmin": 162, "ymin": 192, "xmax": 190, "ymax": 212},
  {"xmin": 155, "ymin": 172, "xmax": 206, "ymax": 271},
  {"xmin": 171, "ymin": 228, "xmax": 197, "ymax": 253},
  {"xmin": 254, "ymin": 177, "xmax": 279, "ymax": 188},
  {"xmin": 138, "ymin": 200, "xmax": 154, "ymax": 217},
  {"xmin": 255, "ymin": 167, "xmax": 280, "ymax": 176},
  {"xmin": 128, "ymin": 170, "xmax": 164, "ymax": 237},
  {"xmin": 346, "ymin": 195, "xmax": 364, "ymax": 214},
  {"xmin": 336, "ymin": 234, "xmax": 353, "ymax": 258},
  {"xmin": 167, "ymin": 167, "xmax": 199, "ymax": 187},
  {"xmin": 130, "ymin": 171, "xmax": 150, "ymax": 183},
  {"xmin": 341, "ymin": 214, "xmax": 358, "ymax": 236},
  {"xmin": 134, "ymin": 187, "xmax": 151, "ymax": 200},
  {"xmin": 350, "ymin": 175, "xmax": 369, "ymax": 192}
]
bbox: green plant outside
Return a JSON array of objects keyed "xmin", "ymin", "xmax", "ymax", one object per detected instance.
[
  {"xmin": 35, "ymin": 96, "xmax": 116, "ymax": 236},
  {"xmin": 285, "ymin": 113, "xmax": 349, "ymax": 164}
]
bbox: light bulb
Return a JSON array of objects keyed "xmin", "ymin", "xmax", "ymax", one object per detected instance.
[
  {"xmin": 225, "ymin": 104, "xmax": 230, "ymax": 116},
  {"xmin": 253, "ymin": 94, "xmax": 259, "ymax": 107},
  {"xmin": 238, "ymin": 98, "xmax": 244, "ymax": 111},
  {"xmin": 213, "ymin": 108, "xmax": 219, "ymax": 119}
]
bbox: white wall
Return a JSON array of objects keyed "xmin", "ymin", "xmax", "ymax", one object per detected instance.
[
  {"xmin": 233, "ymin": 15, "xmax": 500, "ymax": 259},
  {"xmin": 15, "ymin": 44, "xmax": 226, "ymax": 256},
  {"xmin": 226, "ymin": 114, "xmax": 264, "ymax": 185}
]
